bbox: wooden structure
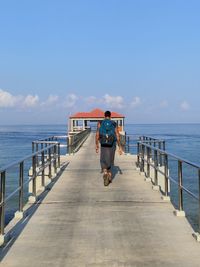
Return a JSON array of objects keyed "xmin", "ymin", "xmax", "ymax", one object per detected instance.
[{"xmin": 69, "ymin": 108, "xmax": 125, "ymax": 133}]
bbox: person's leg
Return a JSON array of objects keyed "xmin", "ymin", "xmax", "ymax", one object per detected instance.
[
  {"xmin": 108, "ymin": 145, "xmax": 116, "ymax": 182},
  {"xmin": 100, "ymin": 146, "xmax": 110, "ymax": 186}
]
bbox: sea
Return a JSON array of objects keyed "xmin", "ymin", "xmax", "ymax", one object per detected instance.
[{"xmin": 1, "ymin": 124, "xmax": 200, "ymax": 231}]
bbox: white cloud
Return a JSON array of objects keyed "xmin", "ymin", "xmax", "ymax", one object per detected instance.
[
  {"xmin": 41, "ymin": 95, "xmax": 59, "ymax": 106},
  {"xmin": 159, "ymin": 100, "xmax": 168, "ymax": 108},
  {"xmin": 23, "ymin": 95, "xmax": 39, "ymax": 107},
  {"xmin": 180, "ymin": 101, "xmax": 190, "ymax": 111},
  {"xmin": 0, "ymin": 89, "xmax": 40, "ymax": 109},
  {"xmin": 130, "ymin": 96, "xmax": 141, "ymax": 108},
  {"xmin": 103, "ymin": 94, "xmax": 124, "ymax": 109},
  {"xmin": 0, "ymin": 89, "xmax": 20, "ymax": 108},
  {"xmin": 84, "ymin": 96, "xmax": 98, "ymax": 104},
  {"xmin": 64, "ymin": 94, "xmax": 78, "ymax": 108}
]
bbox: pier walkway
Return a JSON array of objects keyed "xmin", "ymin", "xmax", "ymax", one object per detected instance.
[{"xmin": 1, "ymin": 133, "xmax": 200, "ymax": 266}]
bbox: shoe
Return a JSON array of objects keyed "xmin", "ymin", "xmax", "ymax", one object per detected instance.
[
  {"xmin": 103, "ymin": 173, "xmax": 109, "ymax": 186},
  {"xmin": 108, "ymin": 173, "xmax": 112, "ymax": 183}
]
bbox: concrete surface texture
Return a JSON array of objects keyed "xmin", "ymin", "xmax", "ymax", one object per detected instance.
[{"xmin": 1, "ymin": 133, "xmax": 200, "ymax": 267}]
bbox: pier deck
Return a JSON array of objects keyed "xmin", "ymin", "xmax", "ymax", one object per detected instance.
[{"xmin": 1, "ymin": 133, "xmax": 200, "ymax": 266}]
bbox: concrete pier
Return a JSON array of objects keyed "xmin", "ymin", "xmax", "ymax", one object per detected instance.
[{"xmin": 1, "ymin": 133, "xmax": 200, "ymax": 266}]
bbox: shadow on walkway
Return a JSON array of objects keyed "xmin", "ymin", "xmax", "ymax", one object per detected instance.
[{"xmin": 0, "ymin": 162, "xmax": 69, "ymax": 262}]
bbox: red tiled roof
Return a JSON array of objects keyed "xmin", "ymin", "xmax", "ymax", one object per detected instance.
[{"xmin": 70, "ymin": 108, "xmax": 124, "ymax": 119}]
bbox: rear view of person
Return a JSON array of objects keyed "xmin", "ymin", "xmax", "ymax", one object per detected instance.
[{"xmin": 95, "ymin": 110, "xmax": 122, "ymax": 186}]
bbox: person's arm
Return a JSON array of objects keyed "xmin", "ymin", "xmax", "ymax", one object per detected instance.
[
  {"xmin": 115, "ymin": 127, "xmax": 123, "ymax": 155},
  {"xmin": 95, "ymin": 122, "xmax": 100, "ymax": 153}
]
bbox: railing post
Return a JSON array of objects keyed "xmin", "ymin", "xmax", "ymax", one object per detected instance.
[
  {"xmin": 42, "ymin": 151, "xmax": 45, "ymax": 188},
  {"xmin": 154, "ymin": 150, "xmax": 158, "ymax": 186},
  {"xmin": 174, "ymin": 160, "xmax": 185, "ymax": 216},
  {"xmin": 159, "ymin": 142, "xmax": 162, "ymax": 166},
  {"xmin": 147, "ymin": 147, "xmax": 150, "ymax": 177},
  {"xmin": 32, "ymin": 142, "xmax": 34, "ymax": 153},
  {"xmin": 32, "ymin": 155, "xmax": 37, "ymax": 198},
  {"xmin": 48, "ymin": 147, "xmax": 52, "ymax": 179},
  {"xmin": 53, "ymin": 145, "xmax": 57, "ymax": 175},
  {"xmin": 58, "ymin": 143, "xmax": 61, "ymax": 168},
  {"xmin": 137, "ymin": 142, "xmax": 140, "ymax": 167},
  {"xmin": 140, "ymin": 144, "xmax": 145, "ymax": 173},
  {"xmin": 178, "ymin": 160, "xmax": 183, "ymax": 211},
  {"xmin": 149, "ymin": 138, "xmax": 152, "ymax": 160},
  {"xmin": 0, "ymin": 171, "xmax": 6, "ymax": 239},
  {"xmin": 36, "ymin": 143, "xmax": 39, "ymax": 166},
  {"xmin": 163, "ymin": 141, "xmax": 166, "ymax": 151},
  {"xmin": 68, "ymin": 135, "xmax": 72, "ymax": 155},
  {"xmin": 19, "ymin": 162, "xmax": 24, "ymax": 212},
  {"xmin": 164, "ymin": 154, "xmax": 169, "ymax": 197}
]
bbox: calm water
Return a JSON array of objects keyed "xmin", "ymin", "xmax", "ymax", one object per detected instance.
[{"xmin": 1, "ymin": 124, "xmax": 200, "ymax": 230}]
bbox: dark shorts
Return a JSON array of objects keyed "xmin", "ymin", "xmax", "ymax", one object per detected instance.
[{"xmin": 100, "ymin": 145, "xmax": 116, "ymax": 170}]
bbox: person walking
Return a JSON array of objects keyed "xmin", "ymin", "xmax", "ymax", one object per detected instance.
[{"xmin": 95, "ymin": 110, "xmax": 123, "ymax": 186}]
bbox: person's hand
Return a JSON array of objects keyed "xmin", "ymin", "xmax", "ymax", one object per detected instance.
[
  {"xmin": 118, "ymin": 147, "xmax": 123, "ymax": 155},
  {"xmin": 96, "ymin": 146, "xmax": 99, "ymax": 153}
]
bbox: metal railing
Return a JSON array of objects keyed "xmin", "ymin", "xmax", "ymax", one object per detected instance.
[
  {"xmin": 137, "ymin": 136, "xmax": 165, "ymax": 167},
  {"xmin": 32, "ymin": 130, "xmax": 91, "ymax": 155},
  {"xmin": 0, "ymin": 129, "xmax": 91, "ymax": 244},
  {"xmin": 120, "ymin": 134, "xmax": 138, "ymax": 154},
  {"xmin": 68, "ymin": 128, "xmax": 91, "ymax": 154},
  {"xmin": 121, "ymin": 134, "xmax": 166, "ymax": 155},
  {"xmin": 32, "ymin": 135, "xmax": 68, "ymax": 155},
  {"xmin": 137, "ymin": 137, "xmax": 200, "ymax": 237},
  {"xmin": 0, "ymin": 141, "xmax": 60, "ymax": 239}
]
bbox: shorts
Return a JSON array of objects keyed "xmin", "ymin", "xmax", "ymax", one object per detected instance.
[{"xmin": 100, "ymin": 145, "xmax": 116, "ymax": 170}]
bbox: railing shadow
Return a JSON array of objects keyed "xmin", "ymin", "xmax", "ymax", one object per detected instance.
[
  {"xmin": 111, "ymin": 165, "xmax": 123, "ymax": 181},
  {"xmin": 0, "ymin": 162, "xmax": 69, "ymax": 262}
]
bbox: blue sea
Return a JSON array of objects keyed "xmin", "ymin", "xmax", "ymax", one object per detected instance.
[{"xmin": 1, "ymin": 124, "xmax": 200, "ymax": 231}]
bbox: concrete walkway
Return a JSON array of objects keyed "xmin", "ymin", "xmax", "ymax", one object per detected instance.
[{"xmin": 1, "ymin": 133, "xmax": 200, "ymax": 267}]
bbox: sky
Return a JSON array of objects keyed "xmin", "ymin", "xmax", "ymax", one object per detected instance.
[{"xmin": 0, "ymin": 0, "xmax": 200, "ymax": 124}]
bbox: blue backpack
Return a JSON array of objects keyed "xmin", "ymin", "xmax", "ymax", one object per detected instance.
[{"xmin": 99, "ymin": 119, "xmax": 116, "ymax": 146}]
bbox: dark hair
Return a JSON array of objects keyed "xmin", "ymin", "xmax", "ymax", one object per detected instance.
[{"xmin": 104, "ymin": 110, "xmax": 111, "ymax": 117}]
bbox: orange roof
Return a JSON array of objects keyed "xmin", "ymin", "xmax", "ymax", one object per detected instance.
[{"xmin": 70, "ymin": 108, "xmax": 124, "ymax": 119}]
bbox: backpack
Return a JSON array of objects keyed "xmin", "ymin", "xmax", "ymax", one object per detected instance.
[{"xmin": 99, "ymin": 119, "xmax": 116, "ymax": 146}]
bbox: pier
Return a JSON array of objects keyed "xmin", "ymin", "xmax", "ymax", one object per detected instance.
[{"xmin": 1, "ymin": 133, "xmax": 200, "ymax": 266}]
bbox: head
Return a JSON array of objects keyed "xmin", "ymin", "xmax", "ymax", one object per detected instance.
[{"xmin": 104, "ymin": 110, "xmax": 111, "ymax": 118}]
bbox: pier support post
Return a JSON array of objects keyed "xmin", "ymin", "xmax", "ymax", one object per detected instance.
[
  {"xmin": 193, "ymin": 233, "xmax": 200, "ymax": 242},
  {"xmin": 28, "ymin": 196, "xmax": 37, "ymax": 203},
  {"xmin": 14, "ymin": 211, "xmax": 24, "ymax": 219},
  {"xmin": 174, "ymin": 210, "xmax": 185, "ymax": 217},
  {"xmin": 0, "ymin": 234, "xmax": 5, "ymax": 246}
]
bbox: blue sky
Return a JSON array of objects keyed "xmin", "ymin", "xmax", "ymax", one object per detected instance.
[{"xmin": 0, "ymin": 0, "xmax": 200, "ymax": 124}]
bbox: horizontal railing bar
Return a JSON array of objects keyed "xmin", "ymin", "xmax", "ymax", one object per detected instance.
[
  {"xmin": 53, "ymin": 135, "xmax": 68, "ymax": 138},
  {"xmin": 139, "ymin": 141, "xmax": 200, "ymax": 169},
  {"xmin": 142, "ymin": 156, "xmax": 199, "ymax": 200},
  {"xmin": 141, "ymin": 135, "xmax": 163, "ymax": 140},
  {"xmin": 32, "ymin": 141, "xmax": 59, "ymax": 144},
  {"xmin": 0, "ymin": 143, "xmax": 58, "ymax": 173},
  {"xmin": 36, "ymin": 136, "xmax": 55, "ymax": 141},
  {"xmin": 1, "ymin": 157, "xmax": 58, "ymax": 205},
  {"xmin": 4, "ymin": 187, "xmax": 21, "ymax": 203},
  {"xmin": 182, "ymin": 187, "xmax": 199, "ymax": 200},
  {"xmin": 138, "ymin": 140, "xmax": 165, "ymax": 143}
]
